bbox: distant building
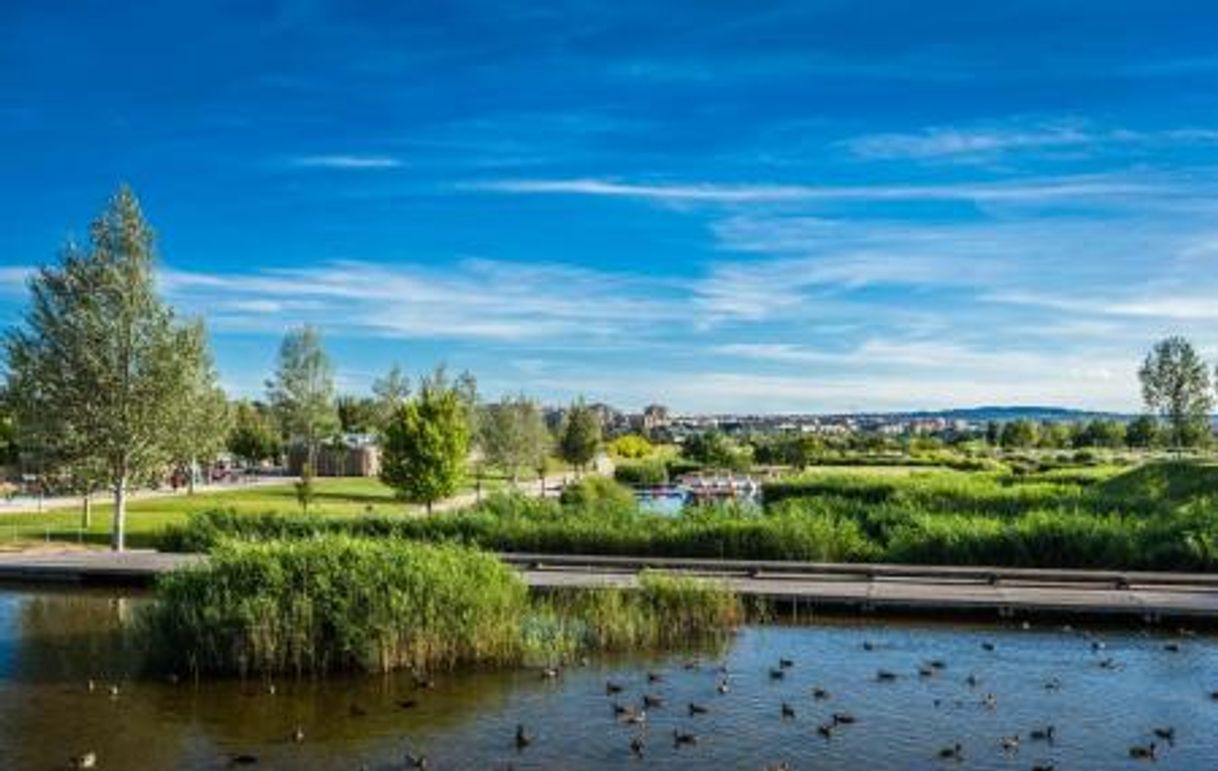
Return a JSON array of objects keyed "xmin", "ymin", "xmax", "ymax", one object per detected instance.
[{"xmin": 287, "ymin": 433, "xmax": 381, "ymax": 477}]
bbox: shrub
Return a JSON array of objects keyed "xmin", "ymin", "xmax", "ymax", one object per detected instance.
[
  {"xmin": 558, "ymin": 476, "xmax": 636, "ymax": 511},
  {"xmin": 614, "ymin": 459, "xmax": 669, "ymax": 487}
]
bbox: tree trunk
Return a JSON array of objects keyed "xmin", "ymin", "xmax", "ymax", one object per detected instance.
[
  {"xmin": 426, "ymin": 500, "xmax": 433, "ymax": 516},
  {"xmin": 188, "ymin": 456, "xmax": 197, "ymax": 495},
  {"xmin": 81, "ymin": 494, "xmax": 92, "ymax": 530},
  {"xmin": 111, "ymin": 478, "xmax": 127, "ymax": 552}
]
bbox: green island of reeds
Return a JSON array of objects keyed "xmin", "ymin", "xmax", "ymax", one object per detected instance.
[
  {"xmin": 160, "ymin": 462, "xmax": 1218, "ymax": 572},
  {"xmin": 143, "ymin": 536, "xmax": 742, "ymax": 676}
]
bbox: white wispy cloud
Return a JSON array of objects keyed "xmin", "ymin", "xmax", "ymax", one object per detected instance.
[
  {"xmin": 291, "ymin": 154, "xmax": 403, "ymax": 169},
  {"xmin": 0, "ymin": 266, "xmax": 32, "ymax": 295},
  {"xmin": 161, "ymin": 258, "xmax": 680, "ymax": 342},
  {"xmin": 469, "ymin": 175, "xmax": 1156, "ymax": 204},
  {"xmin": 842, "ymin": 119, "xmax": 1218, "ymax": 162}
]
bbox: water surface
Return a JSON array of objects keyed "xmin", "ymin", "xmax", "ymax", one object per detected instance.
[{"xmin": 0, "ymin": 588, "xmax": 1214, "ymax": 770}]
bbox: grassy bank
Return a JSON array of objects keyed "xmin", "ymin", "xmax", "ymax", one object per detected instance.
[
  {"xmin": 160, "ymin": 463, "xmax": 1218, "ymax": 572},
  {"xmin": 0, "ymin": 475, "xmax": 521, "ymax": 548},
  {"xmin": 143, "ymin": 536, "xmax": 742, "ymax": 676}
]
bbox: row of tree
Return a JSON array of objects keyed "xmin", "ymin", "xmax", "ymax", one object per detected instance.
[{"xmin": 0, "ymin": 186, "xmax": 608, "ymax": 549}]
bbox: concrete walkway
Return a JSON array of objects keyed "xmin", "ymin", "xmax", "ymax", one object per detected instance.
[{"xmin": 3, "ymin": 550, "xmax": 1218, "ymax": 622}]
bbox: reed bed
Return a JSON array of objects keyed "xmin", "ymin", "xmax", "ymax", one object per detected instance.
[{"xmin": 143, "ymin": 537, "xmax": 743, "ymax": 677}]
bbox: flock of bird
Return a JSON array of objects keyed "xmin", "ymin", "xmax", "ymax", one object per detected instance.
[{"xmin": 67, "ymin": 625, "xmax": 1211, "ymax": 770}]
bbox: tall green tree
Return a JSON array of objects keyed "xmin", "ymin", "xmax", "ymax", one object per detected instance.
[
  {"xmin": 379, "ymin": 369, "xmax": 471, "ymax": 513},
  {"xmin": 3, "ymin": 186, "xmax": 212, "ymax": 549},
  {"xmin": 227, "ymin": 400, "xmax": 282, "ymax": 465},
  {"xmin": 165, "ymin": 322, "xmax": 231, "ymax": 493},
  {"xmin": 479, "ymin": 394, "xmax": 549, "ymax": 483},
  {"xmin": 1139, "ymin": 336, "xmax": 1214, "ymax": 449},
  {"xmin": 557, "ymin": 400, "xmax": 602, "ymax": 474},
  {"xmin": 266, "ymin": 325, "xmax": 340, "ymax": 468},
  {"xmin": 371, "ymin": 363, "xmax": 411, "ymax": 429}
]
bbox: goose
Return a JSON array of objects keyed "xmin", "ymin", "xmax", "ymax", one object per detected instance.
[
  {"xmin": 630, "ymin": 735, "xmax": 645, "ymax": 757},
  {"xmin": 1031, "ymin": 764, "xmax": 1055, "ymax": 771},
  {"xmin": 781, "ymin": 702, "xmax": 796, "ymax": 719},
  {"xmin": 514, "ymin": 724, "xmax": 533, "ymax": 750},
  {"xmin": 647, "ymin": 671, "xmax": 664, "ymax": 683},
  {"xmin": 69, "ymin": 752, "xmax": 97, "ymax": 769},
  {"xmin": 228, "ymin": 755, "xmax": 258, "ymax": 767},
  {"xmin": 405, "ymin": 752, "xmax": 428, "ymax": 769},
  {"xmin": 778, "ymin": 657, "xmax": 794, "ymax": 669},
  {"xmin": 918, "ymin": 665, "xmax": 934, "ymax": 678},
  {"xmin": 1163, "ymin": 642, "xmax": 1181, "ymax": 653},
  {"xmin": 1153, "ymin": 726, "xmax": 1175, "ymax": 742},
  {"xmin": 769, "ymin": 668, "xmax": 785, "ymax": 680},
  {"xmin": 811, "ymin": 687, "xmax": 830, "ymax": 700},
  {"xmin": 291, "ymin": 726, "xmax": 305, "ymax": 743},
  {"xmin": 981, "ymin": 641, "xmax": 996, "ymax": 652},
  {"xmin": 817, "ymin": 722, "xmax": 835, "ymax": 738},
  {"xmin": 928, "ymin": 659, "xmax": 947, "ymax": 670},
  {"xmin": 688, "ymin": 702, "xmax": 709, "ymax": 716},
  {"xmin": 862, "ymin": 641, "xmax": 875, "ymax": 651},
  {"xmin": 642, "ymin": 694, "xmax": 665, "ymax": 709},
  {"xmin": 937, "ymin": 743, "xmax": 963, "ymax": 761},
  {"xmin": 1000, "ymin": 735, "xmax": 1020, "ymax": 752},
  {"xmin": 1029, "ymin": 726, "xmax": 1055, "ymax": 742},
  {"xmin": 964, "ymin": 674, "xmax": 979, "ymax": 688},
  {"xmin": 606, "ymin": 680, "xmax": 624, "ymax": 695},
  {"xmin": 876, "ymin": 669, "xmax": 898, "ymax": 682},
  {"xmin": 1128, "ymin": 742, "xmax": 1157, "ymax": 760},
  {"xmin": 672, "ymin": 729, "xmax": 698, "ymax": 747},
  {"xmin": 832, "ymin": 712, "xmax": 856, "ymax": 725}
]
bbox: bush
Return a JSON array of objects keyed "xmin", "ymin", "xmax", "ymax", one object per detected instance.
[
  {"xmin": 558, "ymin": 476, "xmax": 636, "ymax": 511},
  {"xmin": 614, "ymin": 459, "xmax": 669, "ymax": 487}
]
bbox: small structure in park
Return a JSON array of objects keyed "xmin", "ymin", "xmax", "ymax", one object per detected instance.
[{"xmin": 287, "ymin": 433, "xmax": 381, "ymax": 477}]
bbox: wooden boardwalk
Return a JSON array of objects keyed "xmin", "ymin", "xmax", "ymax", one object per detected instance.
[{"xmin": 2, "ymin": 550, "xmax": 1218, "ymax": 621}]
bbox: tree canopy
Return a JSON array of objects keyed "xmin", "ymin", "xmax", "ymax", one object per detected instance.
[
  {"xmin": 557, "ymin": 400, "xmax": 602, "ymax": 473},
  {"xmin": 3, "ymin": 185, "xmax": 218, "ymax": 549},
  {"xmin": 479, "ymin": 394, "xmax": 549, "ymax": 482},
  {"xmin": 1139, "ymin": 336, "xmax": 1214, "ymax": 448},
  {"xmin": 266, "ymin": 325, "xmax": 339, "ymax": 464},
  {"xmin": 379, "ymin": 369, "xmax": 471, "ymax": 512}
]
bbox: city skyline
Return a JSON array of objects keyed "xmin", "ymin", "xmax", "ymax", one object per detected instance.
[{"xmin": 5, "ymin": 1, "xmax": 1218, "ymax": 412}]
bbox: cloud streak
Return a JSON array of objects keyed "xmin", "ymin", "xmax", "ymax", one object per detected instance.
[{"xmin": 291, "ymin": 154, "xmax": 403, "ymax": 169}]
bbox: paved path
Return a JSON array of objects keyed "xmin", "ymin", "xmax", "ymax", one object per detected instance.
[
  {"xmin": 0, "ymin": 475, "xmax": 291, "ymax": 516},
  {"xmin": 2, "ymin": 550, "xmax": 1218, "ymax": 621}
]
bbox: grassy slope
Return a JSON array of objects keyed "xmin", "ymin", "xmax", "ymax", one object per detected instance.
[{"xmin": 0, "ymin": 478, "xmax": 417, "ymax": 548}]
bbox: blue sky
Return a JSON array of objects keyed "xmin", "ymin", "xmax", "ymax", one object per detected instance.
[{"xmin": 4, "ymin": 0, "xmax": 1218, "ymax": 413}]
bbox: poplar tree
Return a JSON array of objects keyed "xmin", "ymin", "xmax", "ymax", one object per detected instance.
[{"xmin": 3, "ymin": 186, "xmax": 212, "ymax": 549}]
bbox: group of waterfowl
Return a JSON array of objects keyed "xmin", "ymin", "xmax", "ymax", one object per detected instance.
[{"xmin": 66, "ymin": 624, "xmax": 1210, "ymax": 769}]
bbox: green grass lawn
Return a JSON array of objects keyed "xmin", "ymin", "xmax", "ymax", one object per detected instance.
[{"xmin": 0, "ymin": 476, "xmax": 482, "ymax": 549}]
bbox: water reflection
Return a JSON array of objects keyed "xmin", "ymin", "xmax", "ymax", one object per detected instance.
[{"xmin": 0, "ymin": 589, "xmax": 1216, "ymax": 770}]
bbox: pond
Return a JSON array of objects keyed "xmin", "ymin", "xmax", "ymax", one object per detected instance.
[{"xmin": 0, "ymin": 587, "xmax": 1215, "ymax": 770}]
